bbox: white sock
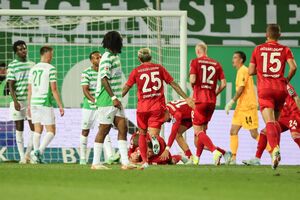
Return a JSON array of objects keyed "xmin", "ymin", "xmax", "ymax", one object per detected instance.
[
  {"xmin": 25, "ymin": 131, "xmax": 34, "ymax": 156},
  {"xmin": 104, "ymin": 134, "xmax": 114, "ymax": 159},
  {"xmin": 39, "ymin": 132, "xmax": 55, "ymax": 154},
  {"xmin": 15, "ymin": 130, "xmax": 25, "ymax": 160},
  {"xmin": 92, "ymin": 143, "xmax": 103, "ymax": 165},
  {"xmin": 33, "ymin": 132, "xmax": 41, "ymax": 151},
  {"xmin": 118, "ymin": 140, "xmax": 129, "ymax": 166},
  {"xmin": 80, "ymin": 135, "xmax": 88, "ymax": 160}
]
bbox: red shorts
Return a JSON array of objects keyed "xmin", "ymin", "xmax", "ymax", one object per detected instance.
[
  {"xmin": 279, "ymin": 114, "xmax": 300, "ymax": 133},
  {"xmin": 258, "ymin": 89, "xmax": 287, "ymax": 112},
  {"xmin": 192, "ymin": 103, "xmax": 215, "ymax": 126},
  {"xmin": 181, "ymin": 119, "xmax": 193, "ymax": 129},
  {"xmin": 137, "ymin": 110, "xmax": 165, "ymax": 130}
]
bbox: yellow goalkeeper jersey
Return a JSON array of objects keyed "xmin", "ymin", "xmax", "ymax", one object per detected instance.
[{"xmin": 235, "ymin": 65, "xmax": 257, "ymax": 111}]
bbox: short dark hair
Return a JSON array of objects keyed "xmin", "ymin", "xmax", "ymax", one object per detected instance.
[
  {"xmin": 40, "ymin": 46, "xmax": 53, "ymax": 56},
  {"xmin": 266, "ymin": 24, "xmax": 281, "ymax": 40},
  {"xmin": 89, "ymin": 51, "xmax": 100, "ymax": 60},
  {"xmin": 234, "ymin": 51, "xmax": 246, "ymax": 63},
  {"xmin": 13, "ymin": 40, "xmax": 27, "ymax": 53},
  {"xmin": 0, "ymin": 63, "xmax": 6, "ymax": 68},
  {"xmin": 102, "ymin": 31, "xmax": 123, "ymax": 54}
]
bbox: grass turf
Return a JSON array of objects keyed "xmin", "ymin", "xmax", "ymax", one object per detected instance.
[{"xmin": 0, "ymin": 164, "xmax": 299, "ymax": 200}]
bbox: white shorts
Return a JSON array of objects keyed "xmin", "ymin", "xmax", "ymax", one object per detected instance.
[
  {"xmin": 9, "ymin": 101, "xmax": 30, "ymax": 121},
  {"xmin": 98, "ymin": 106, "xmax": 125, "ymax": 125},
  {"xmin": 31, "ymin": 106, "xmax": 55, "ymax": 125},
  {"xmin": 81, "ymin": 109, "xmax": 98, "ymax": 130}
]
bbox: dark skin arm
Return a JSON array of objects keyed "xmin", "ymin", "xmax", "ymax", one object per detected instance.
[
  {"xmin": 8, "ymin": 80, "xmax": 20, "ymax": 111},
  {"xmin": 122, "ymin": 84, "xmax": 131, "ymax": 97},
  {"xmin": 102, "ymin": 77, "xmax": 122, "ymax": 109},
  {"xmin": 82, "ymin": 85, "xmax": 95, "ymax": 102}
]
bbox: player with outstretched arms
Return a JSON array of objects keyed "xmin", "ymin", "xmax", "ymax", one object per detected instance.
[
  {"xmin": 122, "ymin": 48, "xmax": 194, "ymax": 169},
  {"xmin": 7, "ymin": 40, "xmax": 35, "ymax": 164},
  {"xmin": 28, "ymin": 46, "xmax": 64, "ymax": 163},
  {"xmin": 190, "ymin": 42, "xmax": 232, "ymax": 165},
  {"xmin": 91, "ymin": 31, "xmax": 135, "ymax": 170},
  {"xmin": 79, "ymin": 51, "xmax": 118, "ymax": 165},
  {"xmin": 248, "ymin": 24, "xmax": 297, "ymax": 169}
]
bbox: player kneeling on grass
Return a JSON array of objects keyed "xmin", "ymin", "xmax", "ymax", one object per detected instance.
[
  {"xmin": 28, "ymin": 46, "xmax": 64, "ymax": 163},
  {"xmin": 243, "ymin": 83, "xmax": 300, "ymax": 166},
  {"xmin": 80, "ymin": 51, "xmax": 119, "ymax": 165},
  {"xmin": 189, "ymin": 42, "xmax": 232, "ymax": 166},
  {"xmin": 128, "ymin": 132, "xmax": 183, "ymax": 165},
  {"xmin": 122, "ymin": 48, "xmax": 194, "ymax": 169},
  {"xmin": 92, "ymin": 31, "xmax": 135, "ymax": 170}
]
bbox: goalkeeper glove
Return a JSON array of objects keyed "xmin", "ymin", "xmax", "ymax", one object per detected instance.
[{"xmin": 225, "ymin": 99, "xmax": 235, "ymax": 115}]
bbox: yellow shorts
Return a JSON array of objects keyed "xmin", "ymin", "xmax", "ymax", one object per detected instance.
[{"xmin": 232, "ymin": 108, "xmax": 258, "ymax": 130}]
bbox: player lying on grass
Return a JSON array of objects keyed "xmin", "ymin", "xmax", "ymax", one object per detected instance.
[
  {"xmin": 92, "ymin": 31, "xmax": 135, "ymax": 170},
  {"xmin": 189, "ymin": 42, "xmax": 232, "ymax": 166},
  {"xmin": 162, "ymin": 99, "xmax": 232, "ymax": 165},
  {"xmin": 128, "ymin": 132, "xmax": 183, "ymax": 165},
  {"xmin": 248, "ymin": 24, "xmax": 297, "ymax": 169},
  {"xmin": 7, "ymin": 40, "xmax": 35, "ymax": 163},
  {"xmin": 28, "ymin": 46, "xmax": 64, "ymax": 163},
  {"xmin": 80, "ymin": 51, "xmax": 119, "ymax": 165},
  {"xmin": 122, "ymin": 48, "xmax": 194, "ymax": 169},
  {"xmin": 243, "ymin": 83, "xmax": 300, "ymax": 165},
  {"xmin": 224, "ymin": 51, "xmax": 271, "ymax": 164}
]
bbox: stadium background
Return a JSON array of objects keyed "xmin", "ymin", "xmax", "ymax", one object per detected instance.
[{"xmin": 0, "ymin": 0, "xmax": 299, "ymax": 164}]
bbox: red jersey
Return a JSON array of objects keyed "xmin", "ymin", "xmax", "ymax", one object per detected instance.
[
  {"xmin": 166, "ymin": 99, "xmax": 192, "ymax": 147},
  {"xmin": 250, "ymin": 41, "xmax": 294, "ymax": 92},
  {"xmin": 190, "ymin": 56, "xmax": 225, "ymax": 104},
  {"xmin": 149, "ymin": 135, "xmax": 171, "ymax": 165},
  {"xmin": 280, "ymin": 84, "xmax": 299, "ymax": 118},
  {"xmin": 126, "ymin": 62, "xmax": 174, "ymax": 112}
]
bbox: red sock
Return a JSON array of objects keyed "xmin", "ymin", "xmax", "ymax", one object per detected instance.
[
  {"xmin": 293, "ymin": 138, "xmax": 300, "ymax": 148},
  {"xmin": 184, "ymin": 149, "xmax": 192, "ymax": 158},
  {"xmin": 198, "ymin": 131, "xmax": 216, "ymax": 152},
  {"xmin": 138, "ymin": 133, "xmax": 148, "ymax": 162},
  {"xmin": 275, "ymin": 121, "xmax": 282, "ymax": 145},
  {"xmin": 196, "ymin": 143, "xmax": 204, "ymax": 157},
  {"xmin": 256, "ymin": 133, "xmax": 267, "ymax": 159},
  {"xmin": 266, "ymin": 122, "xmax": 279, "ymax": 150},
  {"xmin": 216, "ymin": 147, "xmax": 225, "ymax": 155}
]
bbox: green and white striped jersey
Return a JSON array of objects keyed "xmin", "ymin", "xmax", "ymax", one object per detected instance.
[
  {"xmin": 81, "ymin": 66, "xmax": 98, "ymax": 110},
  {"xmin": 7, "ymin": 59, "xmax": 35, "ymax": 101},
  {"xmin": 96, "ymin": 51, "xmax": 123, "ymax": 107},
  {"xmin": 28, "ymin": 62, "xmax": 57, "ymax": 107}
]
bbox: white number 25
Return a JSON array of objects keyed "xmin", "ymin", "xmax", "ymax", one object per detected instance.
[{"xmin": 140, "ymin": 71, "xmax": 162, "ymax": 93}]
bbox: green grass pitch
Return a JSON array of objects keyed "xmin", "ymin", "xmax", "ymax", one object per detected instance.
[{"xmin": 0, "ymin": 164, "xmax": 299, "ymax": 200}]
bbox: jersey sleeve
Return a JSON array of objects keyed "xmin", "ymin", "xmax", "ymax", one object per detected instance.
[
  {"xmin": 236, "ymin": 68, "xmax": 248, "ymax": 87},
  {"xmin": 49, "ymin": 67, "xmax": 57, "ymax": 83},
  {"xmin": 6, "ymin": 64, "xmax": 15, "ymax": 81},
  {"xmin": 126, "ymin": 69, "xmax": 136, "ymax": 87},
  {"xmin": 287, "ymin": 83, "xmax": 297, "ymax": 98},
  {"xmin": 99, "ymin": 59, "xmax": 112, "ymax": 79},
  {"xmin": 161, "ymin": 66, "xmax": 174, "ymax": 84},
  {"xmin": 285, "ymin": 47, "xmax": 294, "ymax": 60},
  {"xmin": 167, "ymin": 112, "xmax": 182, "ymax": 148},
  {"xmin": 250, "ymin": 47, "xmax": 258, "ymax": 65},
  {"xmin": 189, "ymin": 59, "xmax": 197, "ymax": 75},
  {"xmin": 80, "ymin": 71, "xmax": 89, "ymax": 86}
]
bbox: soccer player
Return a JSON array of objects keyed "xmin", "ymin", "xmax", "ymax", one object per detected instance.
[
  {"xmin": 190, "ymin": 42, "xmax": 231, "ymax": 166},
  {"xmin": 248, "ymin": 24, "xmax": 297, "ymax": 169},
  {"xmin": 79, "ymin": 51, "xmax": 119, "ymax": 165},
  {"xmin": 243, "ymin": 83, "xmax": 300, "ymax": 165},
  {"xmin": 7, "ymin": 40, "xmax": 35, "ymax": 163},
  {"xmin": 91, "ymin": 31, "xmax": 134, "ymax": 170},
  {"xmin": 160, "ymin": 99, "xmax": 194, "ymax": 163},
  {"xmin": 28, "ymin": 46, "xmax": 64, "ymax": 163},
  {"xmin": 122, "ymin": 48, "xmax": 194, "ymax": 168},
  {"xmin": 224, "ymin": 51, "xmax": 261, "ymax": 164}
]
